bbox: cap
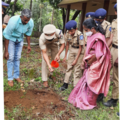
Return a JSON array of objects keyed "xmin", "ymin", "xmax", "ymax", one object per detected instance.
[
  {"xmin": 95, "ymin": 8, "xmax": 107, "ymax": 19},
  {"xmin": 114, "ymin": 3, "xmax": 118, "ymax": 9},
  {"xmin": 2, "ymin": 1, "xmax": 9, "ymax": 7},
  {"xmin": 43, "ymin": 24, "xmax": 56, "ymax": 40},
  {"xmin": 86, "ymin": 12, "xmax": 95, "ymax": 18},
  {"xmin": 65, "ymin": 20, "xmax": 77, "ymax": 30}
]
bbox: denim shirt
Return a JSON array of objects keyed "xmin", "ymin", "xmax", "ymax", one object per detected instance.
[{"xmin": 3, "ymin": 15, "xmax": 34, "ymax": 42}]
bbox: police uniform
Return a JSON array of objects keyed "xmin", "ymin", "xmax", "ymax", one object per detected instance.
[
  {"xmin": 111, "ymin": 18, "xmax": 118, "ymax": 99},
  {"xmin": 95, "ymin": 8, "xmax": 111, "ymax": 39},
  {"xmin": 103, "ymin": 3, "xmax": 118, "ymax": 107},
  {"xmin": 84, "ymin": 12, "xmax": 95, "ymax": 47},
  {"xmin": 60, "ymin": 20, "xmax": 84, "ymax": 91},
  {"xmin": 39, "ymin": 24, "xmax": 65, "ymax": 82}
]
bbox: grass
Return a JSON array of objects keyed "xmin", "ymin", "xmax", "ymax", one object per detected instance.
[{"xmin": 3, "ymin": 45, "xmax": 119, "ymax": 120}]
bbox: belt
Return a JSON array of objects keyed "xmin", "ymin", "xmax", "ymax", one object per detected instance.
[
  {"xmin": 85, "ymin": 44, "xmax": 87, "ymax": 47},
  {"xmin": 71, "ymin": 45, "xmax": 79, "ymax": 49},
  {"xmin": 112, "ymin": 44, "xmax": 118, "ymax": 49}
]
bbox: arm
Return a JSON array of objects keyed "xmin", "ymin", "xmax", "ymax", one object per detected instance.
[
  {"xmin": 72, "ymin": 45, "xmax": 82, "ymax": 66},
  {"xmin": 42, "ymin": 49, "xmax": 53, "ymax": 72},
  {"xmin": 54, "ymin": 43, "xmax": 65, "ymax": 62},
  {"xmin": 63, "ymin": 41, "xmax": 69, "ymax": 62},
  {"xmin": 4, "ymin": 39, "xmax": 9, "ymax": 60},
  {"xmin": 26, "ymin": 36, "xmax": 31, "ymax": 53},
  {"xmin": 107, "ymin": 33, "xmax": 113, "ymax": 47},
  {"xmin": 87, "ymin": 55, "xmax": 97, "ymax": 65}
]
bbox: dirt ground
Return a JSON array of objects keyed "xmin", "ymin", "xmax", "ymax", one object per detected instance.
[{"xmin": 4, "ymin": 89, "xmax": 72, "ymax": 119}]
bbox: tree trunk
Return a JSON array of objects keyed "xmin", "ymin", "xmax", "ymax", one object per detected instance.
[
  {"xmin": 11, "ymin": 0, "xmax": 18, "ymax": 16},
  {"xmin": 30, "ymin": 0, "xmax": 32, "ymax": 11},
  {"xmin": 51, "ymin": 8, "xmax": 54, "ymax": 24},
  {"xmin": 62, "ymin": 8, "xmax": 66, "ymax": 33}
]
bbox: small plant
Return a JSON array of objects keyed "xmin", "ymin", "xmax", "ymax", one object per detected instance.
[{"xmin": 35, "ymin": 77, "xmax": 42, "ymax": 82}]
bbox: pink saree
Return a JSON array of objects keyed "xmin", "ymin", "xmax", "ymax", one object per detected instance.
[{"xmin": 68, "ymin": 33, "xmax": 111, "ymax": 110}]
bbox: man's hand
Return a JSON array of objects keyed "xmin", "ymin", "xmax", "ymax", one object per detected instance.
[
  {"xmin": 27, "ymin": 46, "xmax": 31, "ymax": 53},
  {"xmin": 62, "ymin": 57, "xmax": 67, "ymax": 63},
  {"xmin": 54, "ymin": 54, "xmax": 60, "ymax": 62},
  {"xmin": 4, "ymin": 51, "xmax": 9, "ymax": 60},
  {"xmin": 71, "ymin": 59, "xmax": 77, "ymax": 66},
  {"xmin": 114, "ymin": 58, "xmax": 118, "ymax": 67},
  {"xmin": 48, "ymin": 65, "xmax": 54, "ymax": 72}
]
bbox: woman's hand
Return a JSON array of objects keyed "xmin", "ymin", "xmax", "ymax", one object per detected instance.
[{"xmin": 87, "ymin": 55, "xmax": 97, "ymax": 65}]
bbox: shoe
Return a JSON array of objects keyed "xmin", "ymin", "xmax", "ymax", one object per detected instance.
[
  {"xmin": 15, "ymin": 78, "xmax": 23, "ymax": 83},
  {"xmin": 103, "ymin": 98, "xmax": 118, "ymax": 107},
  {"xmin": 8, "ymin": 80, "xmax": 13, "ymax": 87},
  {"xmin": 97, "ymin": 93, "xmax": 104, "ymax": 102},
  {"xmin": 43, "ymin": 81, "xmax": 49, "ymax": 88},
  {"xmin": 59, "ymin": 83, "xmax": 68, "ymax": 91},
  {"xmin": 117, "ymin": 112, "xmax": 119, "ymax": 117}
]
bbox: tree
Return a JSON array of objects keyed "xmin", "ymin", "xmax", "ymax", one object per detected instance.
[
  {"xmin": 30, "ymin": 0, "xmax": 32, "ymax": 11},
  {"xmin": 11, "ymin": 0, "xmax": 18, "ymax": 16}
]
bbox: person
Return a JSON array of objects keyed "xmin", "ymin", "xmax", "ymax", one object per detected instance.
[
  {"xmin": 3, "ymin": 9, "xmax": 34, "ymax": 87},
  {"xmin": 2, "ymin": 1, "xmax": 9, "ymax": 28},
  {"xmin": 60, "ymin": 20, "xmax": 84, "ymax": 91},
  {"xmin": 68, "ymin": 18, "xmax": 111, "ymax": 110},
  {"xmin": 103, "ymin": 3, "xmax": 118, "ymax": 107},
  {"xmin": 82, "ymin": 12, "xmax": 95, "ymax": 69},
  {"xmin": 94, "ymin": 8, "xmax": 111, "ymax": 44},
  {"xmin": 39, "ymin": 24, "xmax": 65, "ymax": 87}
]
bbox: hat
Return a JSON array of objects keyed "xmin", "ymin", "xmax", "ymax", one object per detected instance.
[
  {"xmin": 2, "ymin": 1, "xmax": 9, "ymax": 7},
  {"xmin": 65, "ymin": 20, "xmax": 77, "ymax": 30},
  {"xmin": 95, "ymin": 8, "xmax": 107, "ymax": 19},
  {"xmin": 86, "ymin": 12, "xmax": 95, "ymax": 18},
  {"xmin": 43, "ymin": 24, "xmax": 56, "ymax": 40},
  {"xmin": 114, "ymin": 3, "xmax": 118, "ymax": 9}
]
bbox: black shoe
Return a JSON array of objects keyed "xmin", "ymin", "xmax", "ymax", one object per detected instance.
[
  {"xmin": 97, "ymin": 93, "xmax": 104, "ymax": 103},
  {"xmin": 117, "ymin": 112, "xmax": 119, "ymax": 117},
  {"xmin": 59, "ymin": 83, "xmax": 68, "ymax": 91},
  {"xmin": 103, "ymin": 98, "xmax": 118, "ymax": 107}
]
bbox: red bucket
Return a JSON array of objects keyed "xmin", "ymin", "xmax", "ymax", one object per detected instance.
[{"xmin": 51, "ymin": 60, "xmax": 59, "ymax": 68}]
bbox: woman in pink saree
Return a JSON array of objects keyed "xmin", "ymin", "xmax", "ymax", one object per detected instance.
[{"xmin": 68, "ymin": 18, "xmax": 111, "ymax": 110}]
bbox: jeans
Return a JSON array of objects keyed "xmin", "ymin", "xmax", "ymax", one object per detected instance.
[{"xmin": 7, "ymin": 40, "xmax": 23, "ymax": 81}]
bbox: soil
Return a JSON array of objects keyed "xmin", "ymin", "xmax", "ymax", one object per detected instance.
[{"xmin": 4, "ymin": 89, "xmax": 66, "ymax": 118}]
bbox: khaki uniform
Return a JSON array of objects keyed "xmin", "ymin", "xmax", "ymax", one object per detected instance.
[
  {"xmin": 64, "ymin": 30, "xmax": 84, "ymax": 87},
  {"xmin": 101, "ymin": 20, "xmax": 111, "ymax": 38},
  {"xmin": 110, "ymin": 19, "xmax": 118, "ymax": 99},
  {"xmin": 39, "ymin": 29, "xmax": 65, "ymax": 81}
]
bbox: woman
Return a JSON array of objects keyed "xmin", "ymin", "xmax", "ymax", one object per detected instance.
[{"xmin": 68, "ymin": 18, "xmax": 111, "ymax": 110}]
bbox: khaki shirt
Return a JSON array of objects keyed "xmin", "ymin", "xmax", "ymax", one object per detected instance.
[
  {"xmin": 111, "ymin": 19, "xmax": 118, "ymax": 46},
  {"xmin": 101, "ymin": 20, "xmax": 111, "ymax": 38},
  {"xmin": 65, "ymin": 30, "xmax": 84, "ymax": 47},
  {"xmin": 39, "ymin": 29, "xmax": 65, "ymax": 50}
]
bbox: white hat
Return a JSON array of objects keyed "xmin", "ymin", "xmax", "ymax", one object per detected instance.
[{"xmin": 43, "ymin": 24, "xmax": 56, "ymax": 40}]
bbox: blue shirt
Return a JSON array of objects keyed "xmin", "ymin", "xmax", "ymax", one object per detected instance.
[{"xmin": 3, "ymin": 15, "xmax": 34, "ymax": 42}]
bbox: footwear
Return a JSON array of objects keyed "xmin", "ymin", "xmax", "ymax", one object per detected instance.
[
  {"xmin": 15, "ymin": 78, "xmax": 23, "ymax": 83},
  {"xmin": 43, "ymin": 81, "xmax": 49, "ymax": 88},
  {"xmin": 8, "ymin": 80, "xmax": 13, "ymax": 87},
  {"xmin": 103, "ymin": 98, "xmax": 118, "ymax": 107},
  {"xmin": 117, "ymin": 112, "xmax": 120, "ymax": 117},
  {"xmin": 59, "ymin": 83, "xmax": 68, "ymax": 91},
  {"xmin": 97, "ymin": 93, "xmax": 104, "ymax": 102}
]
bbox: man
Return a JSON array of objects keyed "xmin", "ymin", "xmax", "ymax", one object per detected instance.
[
  {"xmin": 60, "ymin": 20, "xmax": 84, "ymax": 91},
  {"xmin": 81, "ymin": 12, "xmax": 95, "ymax": 69},
  {"xmin": 94, "ymin": 8, "xmax": 111, "ymax": 44},
  {"xmin": 39, "ymin": 24, "xmax": 65, "ymax": 87},
  {"xmin": 103, "ymin": 3, "xmax": 118, "ymax": 107},
  {"xmin": 3, "ymin": 9, "xmax": 34, "ymax": 87}
]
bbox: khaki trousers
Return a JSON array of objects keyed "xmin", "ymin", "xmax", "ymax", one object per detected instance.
[
  {"xmin": 42, "ymin": 43, "xmax": 58, "ymax": 81},
  {"xmin": 64, "ymin": 46, "xmax": 84, "ymax": 87},
  {"xmin": 111, "ymin": 47, "xmax": 119, "ymax": 99}
]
